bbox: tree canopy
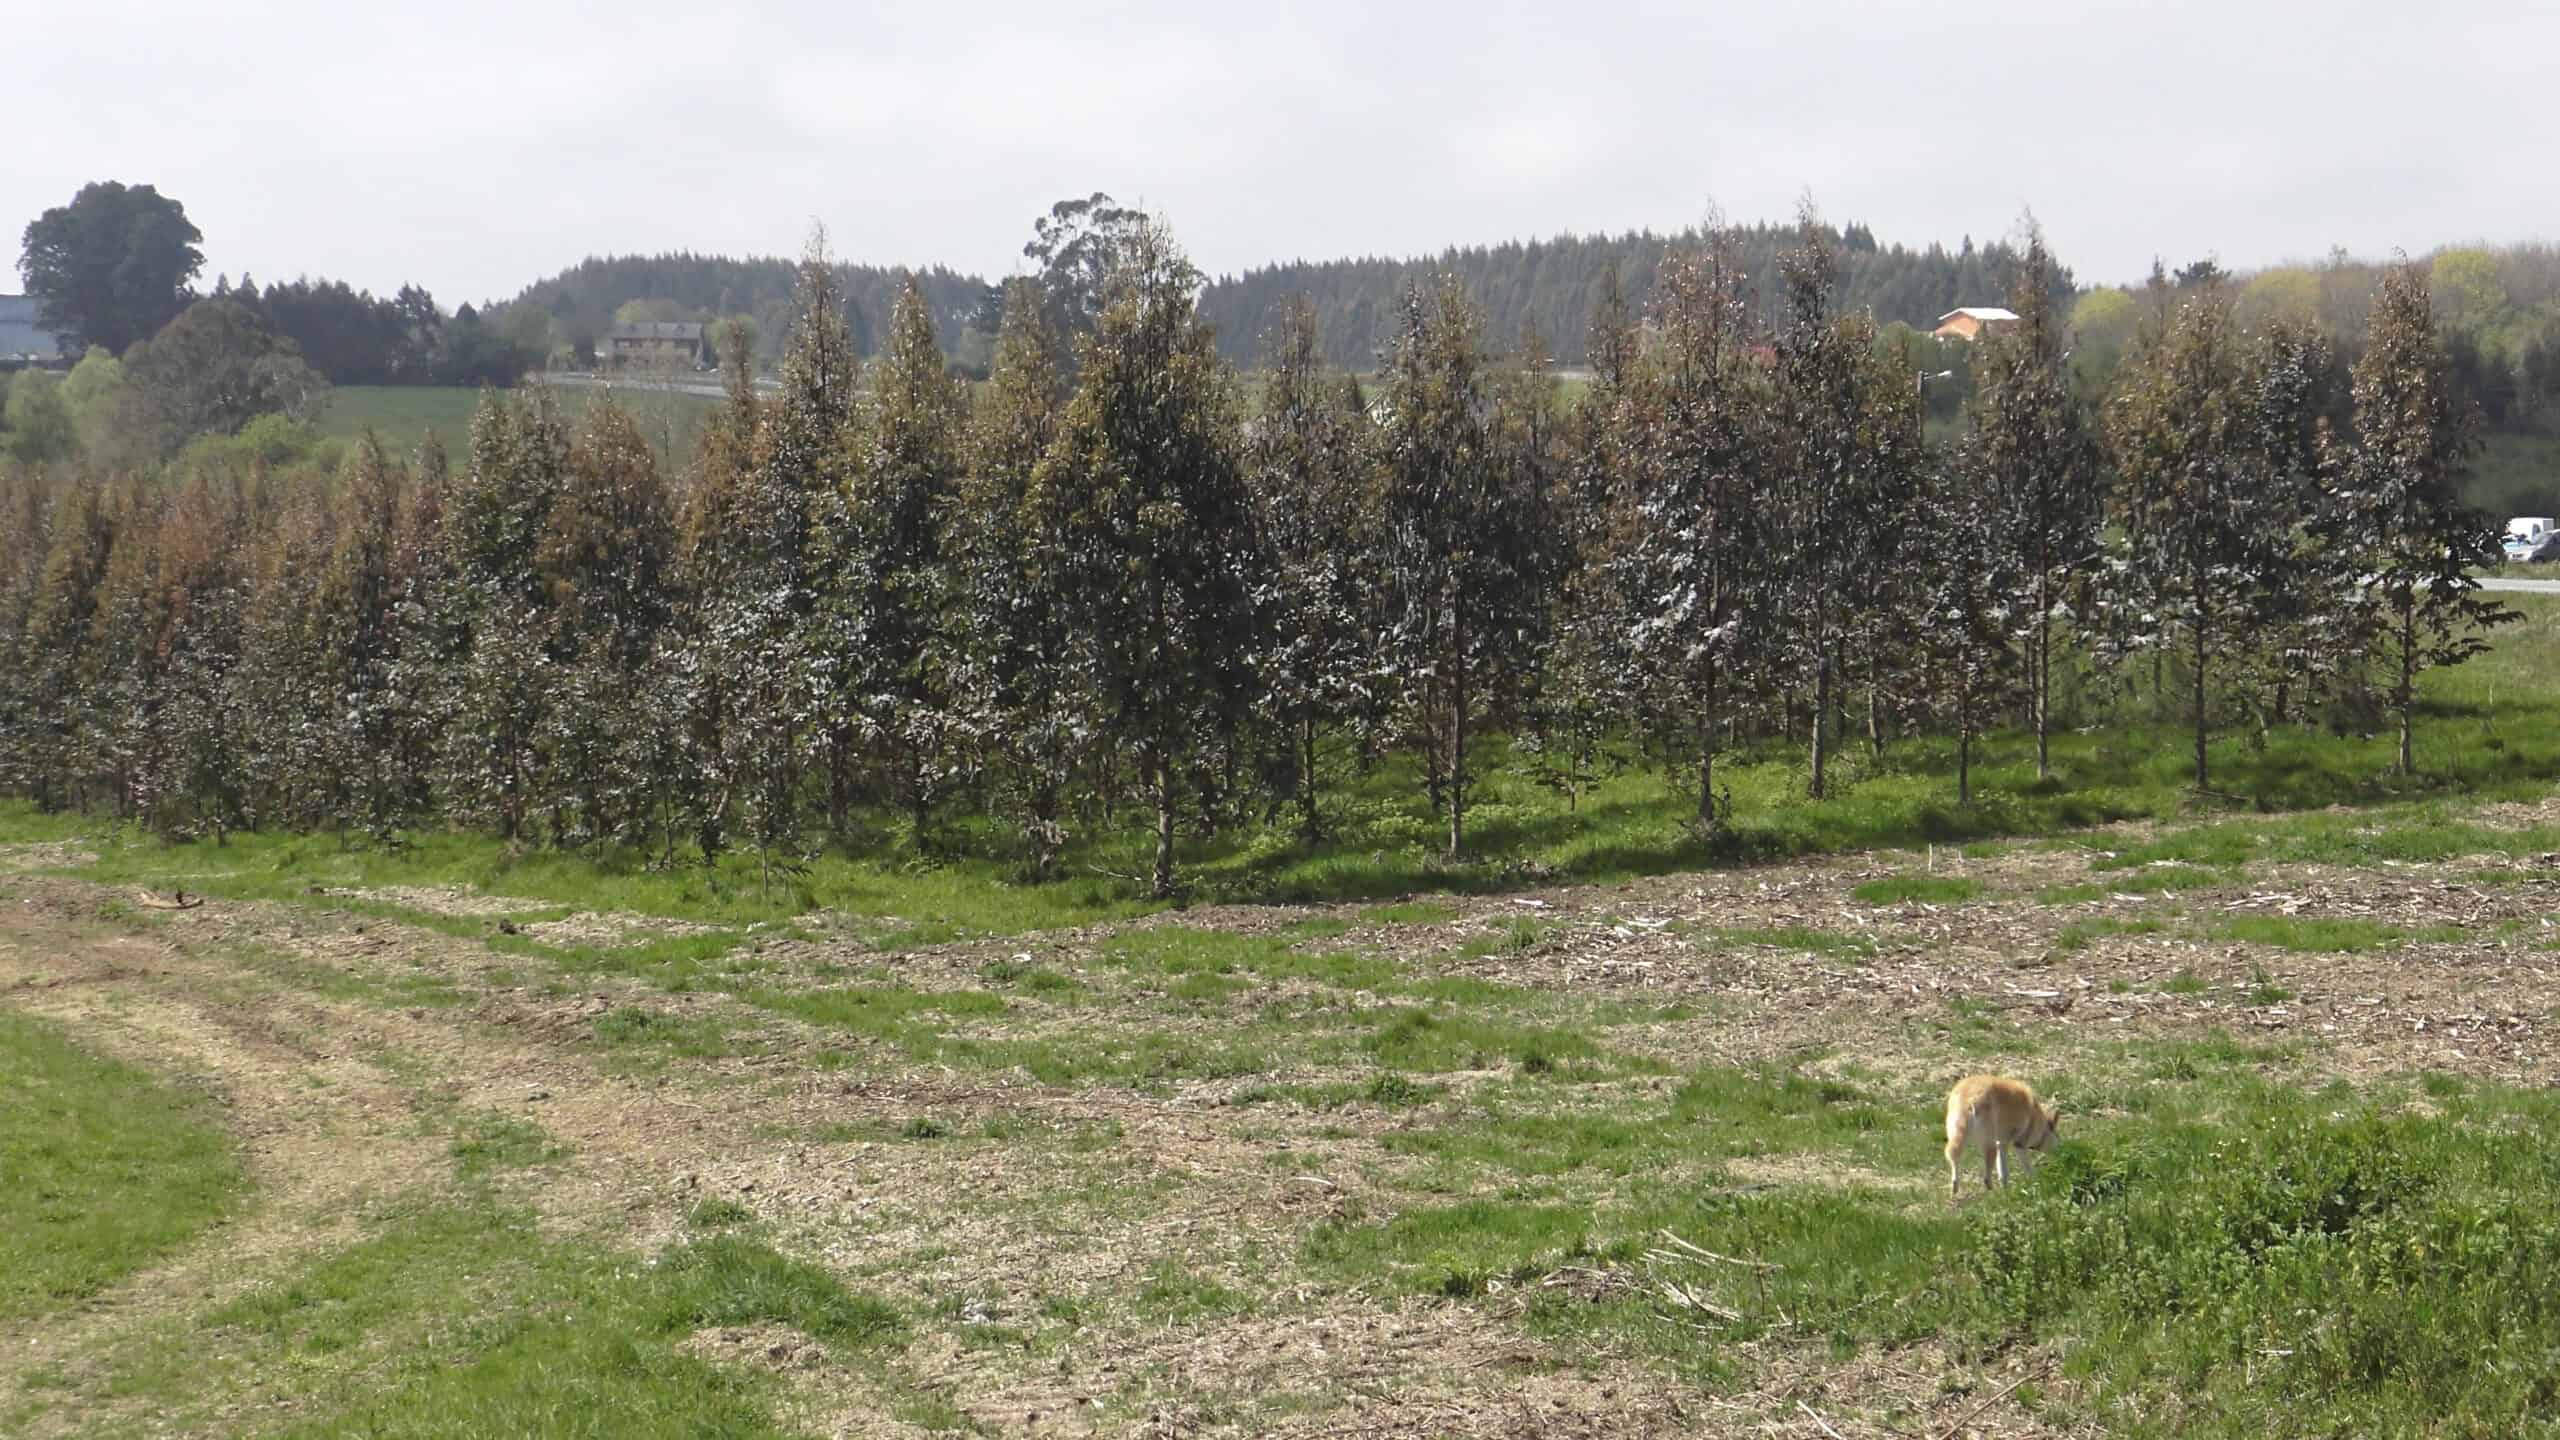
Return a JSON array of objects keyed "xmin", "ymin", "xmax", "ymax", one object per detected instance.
[{"xmin": 18, "ymin": 182, "xmax": 205, "ymax": 354}]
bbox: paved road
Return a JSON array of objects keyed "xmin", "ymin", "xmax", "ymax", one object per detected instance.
[
  {"xmin": 548, "ymin": 371, "xmax": 778, "ymax": 399},
  {"xmin": 2479, "ymin": 577, "xmax": 2560, "ymax": 594}
]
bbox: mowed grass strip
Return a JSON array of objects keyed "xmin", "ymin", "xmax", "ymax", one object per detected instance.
[
  {"xmin": 0, "ymin": 1010, "xmax": 245, "ymax": 1320},
  {"xmin": 134, "ymin": 1202, "xmax": 906, "ymax": 1440}
]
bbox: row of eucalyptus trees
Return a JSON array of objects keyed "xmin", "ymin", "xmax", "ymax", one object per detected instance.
[{"xmin": 0, "ymin": 213, "xmax": 2509, "ymax": 896}]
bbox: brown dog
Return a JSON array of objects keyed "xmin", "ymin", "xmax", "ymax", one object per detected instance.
[{"xmin": 1943, "ymin": 1074, "xmax": 2059, "ymax": 1200}]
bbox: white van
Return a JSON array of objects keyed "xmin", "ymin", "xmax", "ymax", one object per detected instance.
[{"xmin": 2505, "ymin": 517, "xmax": 2558, "ymax": 563}]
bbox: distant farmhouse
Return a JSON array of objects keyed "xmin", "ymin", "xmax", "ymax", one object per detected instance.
[
  {"xmin": 605, "ymin": 321, "xmax": 707, "ymax": 368},
  {"xmin": 0, "ymin": 296, "xmax": 71, "ymax": 366},
  {"xmin": 1931, "ymin": 307, "xmax": 2019, "ymax": 342}
]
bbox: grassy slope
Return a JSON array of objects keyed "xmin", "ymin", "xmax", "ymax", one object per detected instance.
[
  {"xmin": 0, "ymin": 1011, "xmax": 243, "ymax": 1320},
  {"xmin": 2461, "ymin": 430, "xmax": 2560, "ymax": 519},
  {"xmin": 319, "ymin": 383, "xmax": 721, "ymax": 460}
]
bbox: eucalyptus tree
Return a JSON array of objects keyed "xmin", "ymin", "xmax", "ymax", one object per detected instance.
[
  {"xmin": 1968, "ymin": 225, "xmax": 2103, "ymax": 778},
  {"xmin": 79, "ymin": 476, "xmax": 164, "ymax": 820},
  {"xmin": 1245, "ymin": 294, "xmax": 1377, "ymax": 841},
  {"xmin": 2238, "ymin": 318, "xmax": 2354, "ymax": 733},
  {"xmin": 955, "ymin": 278, "xmax": 1083, "ymax": 877},
  {"xmin": 1377, "ymin": 274, "xmax": 1546, "ymax": 858},
  {"xmin": 533, "ymin": 399, "xmax": 674, "ymax": 848},
  {"xmin": 1032, "ymin": 218, "xmax": 1260, "ymax": 898},
  {"xmin": 307, "ymin": 434, "xmax": 410, "ymax": 835},
  {"xmin": 1917, "ymin": 447, "xmax": 2025, "ymax": 805},
  {"xmin": 1618, "ymin": 234, "xmax": 1766, "ymax": 824},
  {"xmin": 1482, "ymin": 321, "xmax": 1566, "ymax": 801},
  {"xmin": 733, "ymin": 232, "xmax": 860, "ymax": 884},
  {"xmin": 436, "ymin": 388, "xmax": 572, "ymax": 841},
  {"xmin": 2105, "ymin": 286, "xmax": 2288, "ymax": 792},
  {"xmin": 2334, "ymin": 261, "xmax": 2517, "ymax": 774},
  {"xmin": 656, "ymin": 324, "xmax": 767, "ymax": 865},
  {"xmin": 843, "ymin": 276, "xmax": 968, "ymax": 836},
  {"xmin": 145, "ymin": 466, "xmax": 255, "ymax": 838},
  {"xmin": 1538, "ymin": 268, "xmax": 1641, "ymax": 812},
  {"xmin": 18, "ymin": 477, "xmax": 112, "ymax": 811},
  {"xmin": 1767, "ymin": 220, "xmax": 1923, "ymax": 800}
]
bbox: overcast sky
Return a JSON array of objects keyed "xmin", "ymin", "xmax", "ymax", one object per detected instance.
[{"xmin": 11, "ymin": 0, "xmax": 2553, "ymax": 307}]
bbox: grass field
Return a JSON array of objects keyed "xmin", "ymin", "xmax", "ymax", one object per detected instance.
[
  {"xmin": 6, "ymin": 605, "xmax": 2560, "ymax": 1435},
  {"xmin": 2460, "ymin": 430, "xmax": 2560, "ymax": 518},
  {"xmin": 319, "ymin": 382, "xmax": 723, "ymax": 461}
]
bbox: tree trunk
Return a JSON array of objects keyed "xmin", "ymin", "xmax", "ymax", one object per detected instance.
[
  {"xmin": 1696, "ymin": 687, "xmax": 1717, "ymax": 827},
  {"xmin": 2033, "ymin": 574, "xmax": 2052, "ymax": 780},
  {"xmin": 1151, "ymin": 752, "xmax": 1176, "ymax": 899},
  {"xmin": 1447, "ymin": 617, "xmax": 1468, "ymax": 859},
  {"xmin": 1421, "ymin": 668, "xmax": 1445, "ymax": 819},
  {"xmin": 1809, "ymin": 645, "xmax": 1832, "ymax": 801},
  {"xmin": 1866, "ymin": 668, "xmax": 1884, "ymax": 757},
  {"xmin": 1957, "ymin": 666, "xmax": 1973, "ymax": 807},
  {"xmin": 2191, "ymin": 608, "xmax": 2209, "ymax": 791},
  {"xmin": 1299, "ymin": 707, "xmax": 1320, "ymax": 843},
  {"xmin": 2397, "ymin": 593, "xmax": 2416, "ymax": 776},
  {"xmin": 826, "ymin": 726, "xmax": 852, "ymax": 839}
]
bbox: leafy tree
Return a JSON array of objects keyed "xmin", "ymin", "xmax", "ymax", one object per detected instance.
[
  {"xmin": 2334, "ymin": 262, "xmax": 2519, "ymax": 774},
  {"xmin": 2237, "ymin": 268, "xmax": 2321, "ymax": 330},
  {"xmin": 1483, "ymin": 321, "xmax": 1566, "ymax": 782},
  {"xmin": 660, "ymin": 325, "xmax": 766, "ymax": 868},
  {"xmin": 1967, "ymin": 224, "xmax": 2104, "ymax": 779},
  {"xmin": 304, "ymin": 436, "xmax": 407, "ymax": 833},
  {"xmin": 1377, "ymin": 274, "xmax": 1546, "ymax": 857},
  {"xmin": 17, "ymin": 181, "xmax": 204, "ymax": 354},
  {"xmin": 4, "ymin": 371, "xmax": 78, "ymax": 465},
  {"xmin": 1621, "ymin": 233, "xmax": 1768, "ymax": 824},
  {"xmin": 1913, "ymin": 453, "xmax": 2024, "ymax": 805},
  {"xmin": 955, "ymin": 278, "xmax": 1083, "ymax": 877},
  {"xmin": 724, "ymin": 230, "xmax": 859, "ymax": 884},
  {"xmin": 15, "ymin": 478, "xmax": 113, "ymax": 810},
  {"xmin": 143, "ymin": 468, "xmax": 254, "ymax": 838},
  {"xmin": 2174, "ymin": 257, "xmax": 2230, "ymax": 289},
  {"xmin": 2237, "ymin": 319, "xmax": 2354, "ymax": 732},
  {"xmin": 1536, "ymin": 267, "xmax": 1640, "ymax": 813},
  {"xmin": 1246, "ymin": 295, "xmax": 1379, "ymax": 840},
  {"xmin": 121, "ymin": 299, "xmax": 329, "ymax": 454},
  {"xmin": 436, "ymin": 389, "xmax": 572, "ymax": 840},
  {"xmin": 840, "ymin": 276, "xmax": 967, "ymax": 835},
  {"xmin": 1022, "ymin": 192, "xmax": 1146, "ymax": 358},
  {"xmin": 1768, "ymin": 219, "xmax": 1923, "ymax": 799},
  {"xmin": 1033, "ymin": 217, "xmax": 1259, "ymax": 896},
  {"xmin": 2429, "ymin": 250, "xmax": 2508, "ymax": 336},
  {"xmin": 2106, "ymin": 286, "xmax": 2288, "ymax": 791},
  {"xmin": 541, "ymin": 398, "xmax": 672, "ymax": 663}
]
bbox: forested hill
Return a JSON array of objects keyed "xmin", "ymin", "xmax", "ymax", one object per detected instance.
[
  {"xmin": 1196, "ymin": 222, "xmax": 2077, "ymax": 369},
  {"xmin": 499, "ymin": 223, "xmax": 2072, "ymax": 373},
  {"xmin": 499, "ymin": 253, "xmax": 990, "ymax": 361}
]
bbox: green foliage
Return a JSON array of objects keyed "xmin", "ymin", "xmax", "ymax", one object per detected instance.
[
  {"xmin": 500, "ymin": 250, "xmax": 987, "ymax": 365},
  {"xmin": 1965, "ymin": 1095, "xmax": 2560, "ymax": 1435},
  {"xmin": 17, "ymin": 180, "xmax": 204, "ymax": 353},
  {"xmin": 1033, "ymin": 216, "xmax": 1258, "ymax": 896},
  {"xmin": 3, "ymin": 369, "xmax": 78, "ymax": 465},
  {"xmin": 121, "ymin": 298, "xmax": 330, "ymax": 455},
  {"xmin": 1196, "ymin": 219, "xmax": 2075, "ymax": 372}
]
